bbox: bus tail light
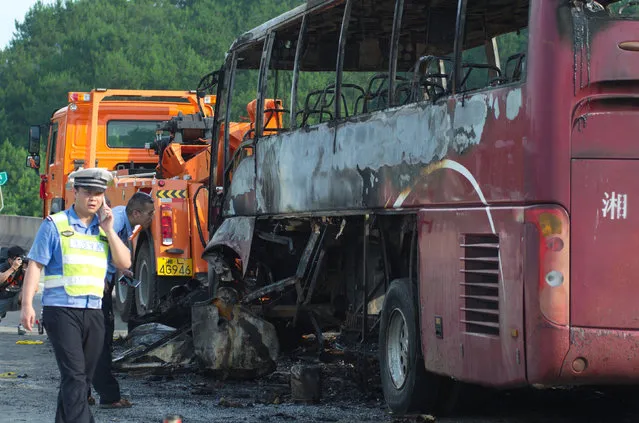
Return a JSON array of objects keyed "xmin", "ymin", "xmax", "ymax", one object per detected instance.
[
  {"xmin": 161, "ymin": 205, "xmax": 173, "ymax": 246},
  {"xmin": 525, "ymin": 207, "xmax": 570, "ymax": 326}
]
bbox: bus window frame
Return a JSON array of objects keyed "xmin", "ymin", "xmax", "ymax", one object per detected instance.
[
  {"xmin": 221, "ymin": 0, "xmax": 532, "ymax": 173},
  {"xmin": 289, "ymin": 14, "xmax": 308, "ymax": 130},
  {"xmin": 388, "ymin": 0, "xmax": 404, "ymax": 107},
  {"xmin": 256, "ymin": 32, "xmax": 276, "ymax": 140},
  {"xmin": 222, "ymin": 51, "xmax": 237, "ymax": 195},
  {"xmin": 452, "ymin": 0, "xmax": 468, "ymax": 95},
  {"xmin": 389, "ymin": 0, "xmax": 465, "ymax": 107},
  {"xmin": 456, "ymin": 1, "xmax": 530, "ymax": 94},
  {"xmin": 334, "ymin": 0, "xmax": 353, "ymax": 121}
]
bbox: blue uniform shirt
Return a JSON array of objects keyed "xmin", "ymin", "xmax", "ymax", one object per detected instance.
[
  {"xmin": 28, "ymin": 206, "xmax": 111, "ymax": 309},
  {"xmin": 106, "ymin": 206, "xmax": 132, "ymax": 281}
]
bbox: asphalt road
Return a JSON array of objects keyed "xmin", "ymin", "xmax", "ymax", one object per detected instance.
[
  {"xmin": 0, "ymin": 293, "xmax": 390, "ymax": 423},
  {"xmin": 2, "ymin": 294, "xmax": 639, "ymax": 423}
]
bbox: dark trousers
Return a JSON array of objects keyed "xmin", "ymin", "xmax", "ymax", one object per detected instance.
[
  {"xmin": 91, "ymin": 283, "xmax": 121, "ymax": 404},
  {"xmin": 43, "ymin": 306, "xmax": 104, "ymax": 423}
]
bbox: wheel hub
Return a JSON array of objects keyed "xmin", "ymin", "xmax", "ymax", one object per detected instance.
[{"xmin": 386, "ymin": 307, "xmax": 409, "ymax": 389}]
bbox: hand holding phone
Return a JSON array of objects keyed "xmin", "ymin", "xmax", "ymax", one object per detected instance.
[
  {"xmin": 98, "ymin": 203, "xmax": 114, "ymax": 232},
  {"xmin": 118, "ymin": 273, "xmax": 141, "ymax": 288},
  {"xmin": 98, "ymin": 205, "xmax": 107, "ymax": 222}
]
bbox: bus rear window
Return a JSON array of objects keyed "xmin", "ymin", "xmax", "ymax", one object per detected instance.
[
  {"xmin": 599, "ymin": 1, "xmax": 639, "ymax": 16},
  {"xmin": 107, "ymin": 121, "xmax": 159, "ymax": 148}
]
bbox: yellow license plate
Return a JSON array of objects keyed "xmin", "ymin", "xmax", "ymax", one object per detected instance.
[{"xmin": 157, "ymin": 257, "xmax": 193, "ymax": 277}]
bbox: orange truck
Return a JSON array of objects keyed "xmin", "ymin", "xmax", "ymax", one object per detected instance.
[{"xmin": 25, "ymin": 89, "xmax": 217, "ymax": 322}]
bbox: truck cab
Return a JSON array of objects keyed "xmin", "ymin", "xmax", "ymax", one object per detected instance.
[{"xmin": 26, "ymin": 89, "xmax": 213, "ymax": 216}]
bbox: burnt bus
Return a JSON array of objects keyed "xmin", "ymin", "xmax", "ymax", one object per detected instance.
[{"xmin": 203, "ymin": 0, "xmax": 639, "ymax": 414}]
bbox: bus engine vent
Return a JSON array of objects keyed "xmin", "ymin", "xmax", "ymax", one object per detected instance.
[{"xmin": 460, "ymin": 234, "xmax": 500, "ymax": 336}]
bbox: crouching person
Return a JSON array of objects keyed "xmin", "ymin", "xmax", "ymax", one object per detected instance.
[
  {"xmin": 0, "ymin": 245, "xmax": 28, "ymax": 334},
  {"xmin": 20, "ymin": 168, "xmax": 131, "ymax": 423}
]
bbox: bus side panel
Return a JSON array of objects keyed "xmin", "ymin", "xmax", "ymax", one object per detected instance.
[
  {"xmin": 419, "ymin": 207, "xmax": 526, "ymax": 387},
  {"xmin": 225, "ymin": 155, "xmax": 256, "ymax": 216},
  {"xmin": 523, "ymin": 222, "xmax": 570, "ymax": 384}
]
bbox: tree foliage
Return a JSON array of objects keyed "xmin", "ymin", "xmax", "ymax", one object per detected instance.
[
  {"xmin": 0, "ymin": 139, "xmax": 41, "ymax": 216},
  {"xmin": 0, "ymin": 0, "xmax": 301, "ymax": 216}
]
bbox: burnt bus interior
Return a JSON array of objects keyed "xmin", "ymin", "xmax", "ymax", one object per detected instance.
[
  {"xmin": 225, "ymin": 0, "xmax": 529, "ymax": 132},
  {"xmin": 213, "ymin": 0, "xmax": 530, "ymax": 346}
]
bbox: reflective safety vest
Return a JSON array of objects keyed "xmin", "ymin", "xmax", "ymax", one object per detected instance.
[{"xmin": 43, "ymin": 211, "xmax": 108, "ymax": 298}]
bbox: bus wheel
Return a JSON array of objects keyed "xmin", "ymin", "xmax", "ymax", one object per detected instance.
[
  {"xmin": 379, "ymin": 279, "xmax": 440, "ymax": 414},
  {"xmin": 114, "ymin": 272, "xmax": 135, "ymax": 322},
  {"xmin": 135, "ymin": 241, "xmax": 158, "ymax": 316}
]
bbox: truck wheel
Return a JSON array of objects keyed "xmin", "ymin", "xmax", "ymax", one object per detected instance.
[
  {"xmin": 135, "ymin": 241, "xmax": 159, "ymax": 315},
  {"xmin": 379, "ymin": 278, "xmax": 442, "ymax": 414},
  {"xmin": 114, "ymin": 272, "xmax": 135, "ymax": 322}
]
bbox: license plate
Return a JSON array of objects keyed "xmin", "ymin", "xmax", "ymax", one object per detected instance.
[{"xmin": 157, "ymin": 257, "xmax": 193, "ymax": 277}]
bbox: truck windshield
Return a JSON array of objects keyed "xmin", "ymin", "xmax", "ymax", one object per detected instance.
[{"xmin": 107, "ymin": 120, "xmax": 159, "ymax": 148}]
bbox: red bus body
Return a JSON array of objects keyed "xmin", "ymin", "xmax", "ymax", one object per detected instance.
[
  {"xmin": 414, "ymin": 2, "xmax": 639, "ymax": 386},
  {"xmin": 204, "ymin": 0, "xmax": 639, "ymax": 413}
]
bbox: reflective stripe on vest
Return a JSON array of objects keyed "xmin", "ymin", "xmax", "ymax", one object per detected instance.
[{"xmin": 43, "ymin": 211, "xmax": 108, "ymax": 298}]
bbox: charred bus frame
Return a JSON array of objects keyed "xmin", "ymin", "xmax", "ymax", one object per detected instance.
[{"xmin": 204, "ymin": 0, "xmax": 639, "ymax": 415}]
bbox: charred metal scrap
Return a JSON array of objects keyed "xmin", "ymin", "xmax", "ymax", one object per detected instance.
[{"xmin": 113, "ymin": 295, "xmax": 280, "ymax": 379}]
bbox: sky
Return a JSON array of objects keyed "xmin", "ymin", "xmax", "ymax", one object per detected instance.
[{"xmin": 0, "ymin": 0, "xmax": 53, "ymax": 50}]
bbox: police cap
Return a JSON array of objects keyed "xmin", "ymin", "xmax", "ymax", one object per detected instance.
[{"xmin": 69, "ymin": 168, "xmax": 113, "ymax": 192}]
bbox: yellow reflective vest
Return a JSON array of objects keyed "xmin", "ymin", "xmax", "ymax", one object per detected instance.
[{"xmin": 43, "ymin": 211, "xmax": 108, "ymax": 298}]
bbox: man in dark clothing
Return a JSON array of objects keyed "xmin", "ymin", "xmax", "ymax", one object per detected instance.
[
  {"xmin": 90, "ymin": 191, "xmax": 154, "ymax": 409},
  {"xmin": 0, "ymin": 246, "xmax": 27, "ymax": 334}
]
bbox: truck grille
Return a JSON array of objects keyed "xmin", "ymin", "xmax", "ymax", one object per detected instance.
[{"xmin": 459, "ymin": 234, "xmax": 500, "ymax": 336}]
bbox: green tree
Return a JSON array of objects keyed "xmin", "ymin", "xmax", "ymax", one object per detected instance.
[
  {"xmin": 0, "ymin": 139, "xmax": 41, "ymax": 216},
  {"xmin": 0, "ymin": 0, "xmax": 302, "ymax": 216}
]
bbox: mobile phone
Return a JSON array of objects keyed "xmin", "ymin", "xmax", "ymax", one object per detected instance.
[
  {"xmin": 118, "ymin": 274, "xmax": 142, "ymax": 288},
  {"xmin": 98, "ymin": 205, "xmax": 107, "ymax": 222}
]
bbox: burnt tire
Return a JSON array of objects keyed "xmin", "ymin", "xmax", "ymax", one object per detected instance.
[
  {"xmin": 135, "ymin": 241, "xmax": 159, "ymax": 316},
  {"xmin": 379, "ymin": 278, "xmax": 442, "ymax": 415}
]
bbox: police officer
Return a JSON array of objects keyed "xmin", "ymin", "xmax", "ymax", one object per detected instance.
[
  {"xmin": 90, "ymin": 191, "xmax": 154, "ymax": 409},
  {"xmin": 20, "ymin": 168, "xmax": 131, "ymax": 423}
]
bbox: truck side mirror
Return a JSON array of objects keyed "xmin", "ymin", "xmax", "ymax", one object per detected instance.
[
  {"xmin": 28, "ymin": 125, "xmax": 41, "ymax": 154},
  {"xmin": 26, "ymin": 155, "xmax": 40, "ymax": 170}
]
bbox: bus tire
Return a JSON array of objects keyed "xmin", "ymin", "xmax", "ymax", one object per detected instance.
[
  {"xmin": 135, "ymin": 240, "xmax": 159, "ymax": 316},
  {"xmin": 379, "ymin": 278, "xmax": 440, "ymax": 414}
]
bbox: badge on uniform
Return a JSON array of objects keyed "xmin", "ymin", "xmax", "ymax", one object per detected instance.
[
  {"xmin": 61, "ymin": 230, "xmax": 74, "ymax": 237},
  {"xmin": 99, "ymin": 235, "xmax": 108, "ymax": 242}
]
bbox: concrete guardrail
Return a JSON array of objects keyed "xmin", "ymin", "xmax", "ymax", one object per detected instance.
[{"xmin": 0, "ymin": 215, "xmax": 43, "ymax": 255}]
